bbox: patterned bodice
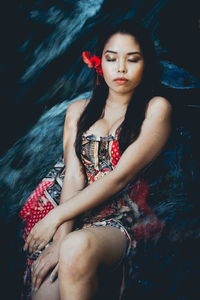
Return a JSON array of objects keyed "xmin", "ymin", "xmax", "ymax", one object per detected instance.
[
  {"xmin": 80, "ymin": 128, "xmax": 163, "ymax": 239},
  {"xmin": 81, "ymin": 128, "xmax": 121, "ymax": 184}
]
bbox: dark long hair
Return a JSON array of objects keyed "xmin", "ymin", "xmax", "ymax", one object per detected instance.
[{"xmin": 75, "ymin": 19, "xmax": 162, "ymax": 183}]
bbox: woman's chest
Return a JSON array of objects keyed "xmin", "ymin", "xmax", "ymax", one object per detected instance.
[
  {"xmin": 81, "ymin": 135, "xmax": 121, "ymax": 172},
  {"xmin": 83, "ymin": 115, "xmax": 124, "ymax": 137}
]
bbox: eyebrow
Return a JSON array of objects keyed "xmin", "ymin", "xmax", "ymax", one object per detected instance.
[{"xmin": 104, "ymin": 50, "xmax": 141, "ymax": 55}]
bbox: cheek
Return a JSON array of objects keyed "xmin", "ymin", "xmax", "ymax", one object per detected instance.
[
  {"xmin": 136, "ymin": 68, "xmax": 144, "ymax": 80},
  {"xmin": 102, "ymin": 63, "xmax": 112, "ymax": 82},
  {"xmin": 132, "ymin": 65, "xmax": 144, "ymax": 83}
]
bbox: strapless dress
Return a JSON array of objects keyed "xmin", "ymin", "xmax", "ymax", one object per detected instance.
[{"xmin": 19, "ymin": 127, "xmax": 164, "ymax": 300}]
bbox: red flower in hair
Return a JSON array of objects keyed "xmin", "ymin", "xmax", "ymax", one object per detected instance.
[{"xmin": 82, "ymin": 51, "xmax": 103, "ymax": 84}]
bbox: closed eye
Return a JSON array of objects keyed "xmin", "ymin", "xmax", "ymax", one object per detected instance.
[
  {"xmin": 128, "ymin": 58, "xmax": 139, "ymax": 62},
  {"xmin": 106, "ymin": 58, "xmax": 140, "ymax": 62}
]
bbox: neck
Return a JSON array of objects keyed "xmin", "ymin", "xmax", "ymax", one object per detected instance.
[
  {"xmin": 106, "ymin": 89, "xmax": 134, "ymax": 107},
  {"xmin": 103, "ymin": 89, "xmax": 134, "ymax": 119}
]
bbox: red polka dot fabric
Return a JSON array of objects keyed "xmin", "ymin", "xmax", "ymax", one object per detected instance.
[
  {"xmin": 111, "ymin": 139, "xmax": 121, "ymax": 167},
  {"xmin": 19, "ymin": 180, "xmax": 54, "ymax": 235}
]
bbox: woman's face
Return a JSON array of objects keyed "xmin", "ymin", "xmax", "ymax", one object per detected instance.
[{"xmin": 101, "ymin": 33, "xmax": 144, "ymax": 95}]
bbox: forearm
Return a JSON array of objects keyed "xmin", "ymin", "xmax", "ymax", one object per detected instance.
[
  {"xmin": 53, "ymin": 174, "xmax": 84, "ymax": 241},
  {"xmin": 55, "ymin": 170, "xmax": 125, "ymax": 226},
  {"xmin": 53, "ymin": 219, "xmax": 74, "ymax": 242}
]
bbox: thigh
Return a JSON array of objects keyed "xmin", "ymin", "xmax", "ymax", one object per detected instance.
[
  {"xmin": 32, "ymin": 225, "xmax": 127, "ymax": 300},
  {"xmin": 32, "ymin": 275, "xmax": 60, "ymax": 300},
  {"xmin": 79, "ymin": 224, "xmax": 128, "ymax": 269}
]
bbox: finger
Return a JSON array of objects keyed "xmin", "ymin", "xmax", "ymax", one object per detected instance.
[
  {"xmin": 32, "ymin": 252, "xmax": 47, "ymax": 278},
  {"xmin": 31, "ymin": 261, "xmax": 36, "ymax": 276},
  {"xmin": 32, "ymin": 264, "xmax": 38, "ymax": 290},
  {"xmin": 35, "ymin": 262, "xmax": 52, "ymax": 291},
  {"xmin": 29, "ymin": 240, "xmax": 37, "ymax": 255},
  {"xmin": 32, "ymin": 246, "xmax": 51, "ymax": 276},
  {"xmin": 24, "ymin": 233, "xmax": 32, "ymax": 251},
  {"xmin": 37, "ymin": 240, "xmax": 47, "ymax": 252},
  {"xmin": 32, "ymin": 255, "xmax": 55, "ymax": 289},
  {"xmin": 32, "ymin": 254, "xmax": 42, "ymax": 273},
  {"xmin": 33, "ymin": 248, "xmax": 50, "ymax": 271},
  {"xmin": 32, "ymin": 258, "xmax": 42, "ymax": 279},
  {"xmin": 28, "ymin": 235, "xmax": 36, "ymax": 254},
  {"xmin": 30, "ymin": 238, "xmax": 42, "ymax": 254},
  {"xmin": 32, "ymin": 262, "xmax": 44, "ymax": 291},
  {"xmin": 50, "ymin": 264, "xmax": 59, "ymax": 282}
]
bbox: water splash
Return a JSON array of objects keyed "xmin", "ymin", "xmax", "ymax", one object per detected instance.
[
  {"xmin": 0, "ymin": 92, "xmax": 91, "ymax": 215},
  {"xmin": 160, "ymin": 61, "xmax": 200, "ymax": 89},
  {"xmin": 22, "ymin": 0, "xmax": 104, "ymax": 81}
]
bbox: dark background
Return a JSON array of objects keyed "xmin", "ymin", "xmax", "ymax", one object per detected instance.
[{"xmin": 0, "ymin": 1, "xmax": 200, "ymax": 299}]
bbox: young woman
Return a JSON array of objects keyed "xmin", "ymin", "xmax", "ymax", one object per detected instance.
[{"xmin": 20, "ymin": 20, "xmax": 172, "ymax": 300}]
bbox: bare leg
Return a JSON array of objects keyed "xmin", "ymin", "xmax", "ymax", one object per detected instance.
[
  {"xmin": 58, "ymin": 226, "xmax": 127, "ymax": 300},
  {"xmin": 32, "ymin": 275, "xmax": 60, "ymax": 300}
]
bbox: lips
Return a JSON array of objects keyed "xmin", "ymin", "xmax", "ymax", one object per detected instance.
[
  {"xmin": 114, "ymin": 77, "xmax": 128, "ymax": 81},
  {"xmin": 114, "ymin": 77, "xmax": 128, "ymax": 85}
]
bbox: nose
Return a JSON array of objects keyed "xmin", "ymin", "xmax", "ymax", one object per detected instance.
[{"xmin": 117, "ymin": 58, "xmax": 127, "ymax": 73}]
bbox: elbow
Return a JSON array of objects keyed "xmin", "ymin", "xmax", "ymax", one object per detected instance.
[
  {"xmin": 112, "ymin": 161, "xmax": 146, "ymax": 191},
  {"xmin": 111, "ymin": 169, "xmax": 133, "ymax": 193}
]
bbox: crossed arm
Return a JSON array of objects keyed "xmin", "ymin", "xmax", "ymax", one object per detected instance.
[
  {"xmin": 24, "ymin": 96, "xmax": 172, "ymax": 253},
  {"xmin": 48, "ymin": 100, "xmax": 87, "ymax": 243},
  {"xmin": 29, "ymin": 100, "xmax": 87, "ymax": 290}
]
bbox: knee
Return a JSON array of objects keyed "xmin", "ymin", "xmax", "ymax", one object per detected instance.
[{"xmin": 59, "ymin": 230, "xmax": 97, "ymax": 281}]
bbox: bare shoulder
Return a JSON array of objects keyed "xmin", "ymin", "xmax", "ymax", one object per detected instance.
[
  {"xmin": 145, "ymin": 96, "xmax": 172, "ymax": 120},
  {"xmin": 63, "ymin": 99, "xmax": 90, "ymax": 152},
  {"xmin": 65, "ymin": 98, "xmax": 90, "ymax": 124}
]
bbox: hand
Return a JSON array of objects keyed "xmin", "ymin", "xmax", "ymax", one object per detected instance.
[
  {"xmin": 31, "ymin": 241, "xmax": 61, "ymax": 292},
  {"xmin": 24, "ymin": 210, "xmax": 59, "ymax": 254}
]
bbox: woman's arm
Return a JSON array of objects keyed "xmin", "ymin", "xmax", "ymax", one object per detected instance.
[
  {"xmin": 54, "ymin": 97, "xmax": 172, "ymax": 225},
  {"xmin": 24, "ymin": 99, "xmax": 88, "ymax": 253},
  {"xmin": 52, "ymin": 100, "xmax": 88, "ymax": 242},
  {"xmin": 25, "ymin": 97, "xmax": 172, "ymax": 251},
  {"xmin": 30, "ymin": 100, "xmax": 89, "ymax": 290}
]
